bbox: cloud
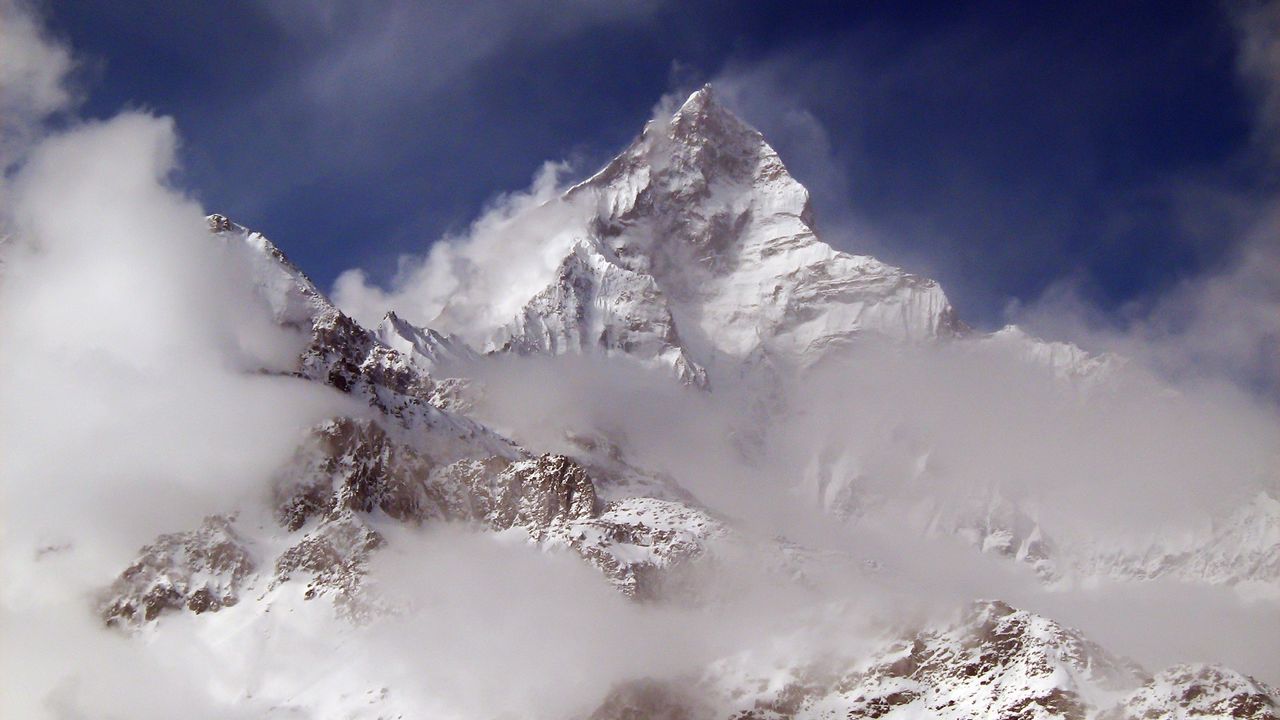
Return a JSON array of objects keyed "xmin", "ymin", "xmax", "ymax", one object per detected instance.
[
  {"xmin": 0, "ymin": 6, "xmax": 350, "ymax": 716},
  {"xmin": 1012, "ymin": 2, "xmax": 1280, "ymax": 399},
  {"xmin": 451, "ymin": 347, "xmax": 1280, "ymax": 685},
  {"xmin": 333, "ymin": 160, "xmax": 594, "ymax": 342},
  {"xmin": 0, "ymin": 111, "xmax": 345, "ymax": 550},
  {"xmin": 1018, "ymin": 214, "xmax": 1280, "ymax": 399},
  {"xmin": 0, "ymin": 0, "xmax": 76, "ymax": 167}
]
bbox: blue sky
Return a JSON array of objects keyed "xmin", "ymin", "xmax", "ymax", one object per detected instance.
[{"xmin": 44, "ymin": 0, "xmax": 1275, "ymax": 328}]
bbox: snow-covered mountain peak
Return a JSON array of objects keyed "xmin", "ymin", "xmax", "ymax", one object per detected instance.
[
  {"xmin": 670, "ymin": 83, "xmax": 727, "ymax": 124},
  {"xmin": 644, "ymin": 84, "xmax": 784, "ymax": 188},
  {"xmin": 494, "ymin": 86, "xmax": 962, "ymax": 380},
  {"xmin": 578, "ymin": 84, "xmax": 813, "ymax": 269}
]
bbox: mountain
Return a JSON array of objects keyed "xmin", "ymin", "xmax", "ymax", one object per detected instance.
[{"xmin": 89, "ymin": 89, "xmax": 1278, "ymax": 718}]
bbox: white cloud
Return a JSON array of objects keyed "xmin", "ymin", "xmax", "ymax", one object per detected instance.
[
  {"xmin": 1014, "ymin": 2, "xmax": 1280, "ymax": 399},
  {"xmin": 0, "ymin": 7, "xmax": 350, "ymax": 716},
  {"xmin": 0, "ymin": 0, "xmax": 75, "ymax": 167},
  {"xmin": 333, "ymin": 160, "xmax": 595, "ymax": 342},
  {"xmin": 0, "ymin": 113, "xmax": 350, "ymax": 717}
]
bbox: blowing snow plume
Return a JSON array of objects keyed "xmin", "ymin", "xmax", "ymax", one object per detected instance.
[{"xmin": 3, "ymin": 1, "xmax": 1280, "ymax": 719}]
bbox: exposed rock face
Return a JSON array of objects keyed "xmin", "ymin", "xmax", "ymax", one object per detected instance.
[
  {"xmin": 269, "ymin": 424, "xmax": 716, "ymax": 599},
  {"xmin": 273, "ymin": 418, "xmax": 597, "ymax": 533},
  {"xmin": 273, "ymin": 417, "xmax": 445, "ymax": 531},
  {"xmin": 101, "ymin": 515, "xmax": 255, "ymax": 626},
  {"xmin": 467, "ymin": 454, "xmax": 600, "ymax": 529},
  {"xmin": 108, "ymin": 407, "xmax": 719, "ymax": 620}
]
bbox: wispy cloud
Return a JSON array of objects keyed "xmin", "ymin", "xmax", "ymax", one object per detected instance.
[
  {"xmin": 1233, "ymin": 0, "xmax": 1280, "ymax": 160},
  {"xmin": 0, "ymin": 0, "xmax": 75, "ymax": 173}
]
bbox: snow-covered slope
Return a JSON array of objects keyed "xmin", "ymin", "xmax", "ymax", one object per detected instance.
[
  {"xmin": 1080, "ymin": 491, "xmax": 1280, "ymax": 598},
  {"xmin": 490, "ymin": 238, "xmax": 709, "ymax": 386},
  {"xmin": 1103, "ymin": 664, "xmax": 1279, "ymax": 720}
]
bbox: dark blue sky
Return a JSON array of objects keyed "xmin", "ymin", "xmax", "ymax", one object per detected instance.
[{"xmin": 47, "ymin": 0, "xmax": 1271, "ymax": 327}]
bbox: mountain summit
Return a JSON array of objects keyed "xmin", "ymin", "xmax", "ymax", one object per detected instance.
[{"xmin": 483, "ymin": 86, "xmax": 962, "ymax": 384}]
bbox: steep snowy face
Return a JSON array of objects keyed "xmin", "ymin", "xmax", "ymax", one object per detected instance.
[
  {"xmin": 792, "ymin": 600, "xmax": 1148, "ymax": 720},
  {"xmin": 491, "ymin": 86, "xmax": 961, "ymax": 381},
  {"xmin": 576, "ymin": 86, "xmax": 961, "ymax": 370},
  {"xmin": 489, "ymin": 239, "xmax": 708, "ymax": 386}
]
